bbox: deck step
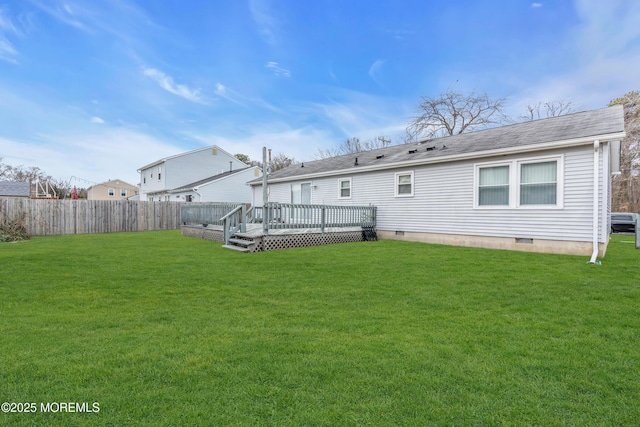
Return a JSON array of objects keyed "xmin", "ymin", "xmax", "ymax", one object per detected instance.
[
  {"xmin": 222, "ymin": 244, "xmax": 250, "ymax": 252},
  {"xmin": 228, "ymin": 237, "xmax": 253, "ymax": 247},
  {"xmin": 223, "ymin": 234, "xmax": 256, "ymax": 252}
]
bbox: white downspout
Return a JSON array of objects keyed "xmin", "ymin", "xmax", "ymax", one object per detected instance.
[
  {"xmin": 589, "ymin": 139, "xmax": 600, "ymax": 264},
  {"xmin": 194, "ymin": 188, "xmax": 203, "ymax": 202}
]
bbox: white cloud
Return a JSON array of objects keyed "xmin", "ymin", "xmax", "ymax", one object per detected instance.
[
  {"xmin": 143, "ymin": 67, "xmax": 207, "ymax": 104},
  {"xmin": 91, "ymin": 116, "xmax": 105, "ymax": 124},
  {"xmin": 0, "ymin": 129, "xmax": 181, "ymax": 185},
  {"xmin": 265, "ymin": 61, "xmax": 291, "ymax": 77},
  {"xmin": 531, "ymin": 3, "xmax": 543, "ymax": 8},
  {"xmin": 186, "ymin": 125, "xmax": 337, "ymax": 164},
  {"xmin": 248, "ymin": 0, "xmax": 277, "ymax": 46},
  {"xmin": 368, "ymin": 59, "xmax": 386, "ymax": 87},
  {"xmin": 509, "ymin": 0, "xmax": 640, "ymax": 113},
  {"xmin": 214, "ymin": 82, "xmax": 248, "ymax": 106},
  {"xmin": 29, "ymin": 0, "xmax": 89, "ymax": 31},
  {"xmin": 0, "ymin": 8, "xmax": 19, "ymax": 63},
  {"xmin": 310, "ymin": 89, "xmax": 411, "ymax": 143}
]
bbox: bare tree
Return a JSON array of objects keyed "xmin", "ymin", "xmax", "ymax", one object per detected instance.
[
  {"xmin": 270, "ymin": 152, "xmax": 299, "ymax": 171},
  {"xmin": 0, "ymin": 158, "xmax": 52, "ymax": 184},
  {"xmin": 407, "ymin": 89, "xmax": 510, "ymax": 139},
  {"xmin": 315, "ymin": 135, "xmax": 396, "ymax": 159},
  {"xmin": 610, "ymin": 90, "xmax": 640, "ymax": 212},
  {"xmin": 521, "ymin": 100, "xmax": 576, "ymax": 121}
]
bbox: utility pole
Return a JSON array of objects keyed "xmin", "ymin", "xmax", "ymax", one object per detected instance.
[{"xmin": 262, "ymin": 147, "xmax": 268, "ymax": 233}]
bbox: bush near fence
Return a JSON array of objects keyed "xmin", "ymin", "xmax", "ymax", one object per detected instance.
[{"xmin": 0, "ymin": 198, "xmax": 185, "ymax": 236}]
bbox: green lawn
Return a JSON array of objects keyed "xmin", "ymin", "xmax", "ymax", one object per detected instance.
[{"xmin": 1, "ymin": 231, "xmax": 639, "ymax": 426}]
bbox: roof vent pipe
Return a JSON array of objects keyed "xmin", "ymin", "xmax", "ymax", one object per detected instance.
[
  {"xmin": 229, "ymin": 161, "xmax": 233, "ymax": 172},
  {"xmin": 354, "ymin": 157, "xmax": 359, "ymax": 166}
]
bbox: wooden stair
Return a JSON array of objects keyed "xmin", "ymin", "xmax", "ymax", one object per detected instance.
[{"xmin": 222, "ymin": 234, "xmax": 256, "ymax": 252}]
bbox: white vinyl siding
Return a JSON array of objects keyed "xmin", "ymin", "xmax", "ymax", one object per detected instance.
[
  {"xmin": 256, "ymin": 146, "xmax": 600, "ymax": 243},
  {"xmin": 192, "ymin": 167, "xmax": 260, "ymax": 203}
]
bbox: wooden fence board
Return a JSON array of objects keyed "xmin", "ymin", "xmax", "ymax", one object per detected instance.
[{"xmin": 0, "ymin": 198, "xmax": 185, "ymax": 236}]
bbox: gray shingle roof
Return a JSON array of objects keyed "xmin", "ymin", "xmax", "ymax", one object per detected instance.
[
  {"xmin": 252, "ymin": 105, "xmax": 624, "ymax": 184},
  {"xmin": 165, "ymin": 167, "xmax": 250, "ymax": 193},
  {"xmin": 0, "ymin": 181, "xmax": 30, "ymax": 197}
]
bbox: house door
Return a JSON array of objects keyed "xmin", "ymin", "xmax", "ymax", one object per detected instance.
[
  {"xmin": 291, "ymin": 182, "xmax": 312, "ymax": 223},
  {"xmin": 291, "ymin": 182, "xmax": 311, "ymax": 204}
]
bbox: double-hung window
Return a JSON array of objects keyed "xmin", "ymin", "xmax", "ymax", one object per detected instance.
[
  {"xmin": 475, "ymin": 156, "xmax": 562, "ymax": 208},
  {"xmin": 519, "ymin": 161, "xmax": 557, "ymax": 205},
  {"xmin": 478, "ymin": 165, "xmax": 510, "ymax": 206},
  {"xmin": 395, "ymin": 171, "xmax": 414, "ymax": 197},
  {"xmin": 339, "ymin": 178, "xmax": 351, "ymax": 199}
]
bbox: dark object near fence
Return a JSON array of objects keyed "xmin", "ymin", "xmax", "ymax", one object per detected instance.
[{"xmin": 362, "ymin": 226, "xmax": 377, "ymax": 241}]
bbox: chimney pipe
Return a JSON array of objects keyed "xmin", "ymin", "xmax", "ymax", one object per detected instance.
[{"xmin": 229, "ymin": 161, "xmax": 232, "ymax": 172}]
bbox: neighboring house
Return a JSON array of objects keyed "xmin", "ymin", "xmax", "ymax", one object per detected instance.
[
  {"xmin": 0, "ymin": 181, "xmax": 30, "ymax": 198},
  {"xmin": 87, "ymin": 179, "xmax": 139, "ymax": 200},
  {"xmin": 161, "ymin": 167, "xmax": 262, "ymax": 202},
  {"xmin": 249, "ymin": 106, "xmax": 625, "ymax": 257},
  {"xmin": 138, "ymin": 145, "xmax": 249, "ymax": 202}
]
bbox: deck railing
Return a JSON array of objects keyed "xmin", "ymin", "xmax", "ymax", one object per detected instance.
[
  {"xmin": 182, "ymin": 202, "xmax": 376, "ymax": 241},
  {"xmin": 181, "ymin": 202, "xmax": 247, "ymax": 226},
  {"xmin": 252, "ymin": 203, "xmax": 376, "ymax": 233},
  {"xmin": 220, "ymin": 204, "xmax": 246, "ymax": 244}
]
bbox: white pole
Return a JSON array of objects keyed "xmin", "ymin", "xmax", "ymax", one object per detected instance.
[{"xmin": 262, "ymin": 147, "xmax": 268, "ymax": 233}]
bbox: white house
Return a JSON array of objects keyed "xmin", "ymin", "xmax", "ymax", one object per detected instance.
[
  {"xmin": 249, "ymin": 106, "xmax": 625, "ymax": 258},
  {"xmin": 137, "ymin": 145, "xmax": 251, "ymax": 202},
  {"xmin": 163, "ymin": 167, "xmax": 262, "ymax": 202}
]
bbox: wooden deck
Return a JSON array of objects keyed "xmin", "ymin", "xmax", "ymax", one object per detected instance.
[
  {"xmin": 182, "ymin": 223, "xmax": 374, "ymax": 252},
  {"xmin": 181, "ymin": 202, "xmax": 377, "ymax": 252}
]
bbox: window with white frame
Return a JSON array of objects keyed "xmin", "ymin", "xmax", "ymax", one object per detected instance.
[
  {"xmin": 475, "ymin": 156, "xmax": 562, "ymax": 208},
  {"xmin": 519, "ymin": 161, "xmax": 557, "ymax": 205},
  {"xmin": 478, "ymin": 165, "xmax": 510, "ymax": 206},
  {"xmin": 108, "ymin": 188, "xmax": 115, "ymax": 197},
  {"xmin": 395, "ymin": 171, "xmax": 414, "ymax": 197},
  {"xmin": 120, "ymin": 189, "xmax": 127, "ymax": 197},
  {"xmin": 339, "ymin": 178, "xmax": 351, "ymax": 198}
]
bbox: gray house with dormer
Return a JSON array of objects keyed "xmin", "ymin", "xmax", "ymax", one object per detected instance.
[{"xmin": 249, "ymin": 106, "xmax": 625, "ymax": 258}]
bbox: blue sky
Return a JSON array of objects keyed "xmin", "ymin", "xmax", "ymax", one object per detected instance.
[{"xmin": 0, "ymin": 0, "xmax": 638, "ymax": 186}]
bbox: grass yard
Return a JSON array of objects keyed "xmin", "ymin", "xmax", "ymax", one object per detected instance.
[{"xmin": 1, "ymin": 231, "xmax": 639, "ymax": 426}]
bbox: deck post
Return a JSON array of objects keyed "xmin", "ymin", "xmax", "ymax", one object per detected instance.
[
  {"xmin": 321, "ymin": 206, "xmax": 326, "ymax": 233},
  {"xmin": 240, "ymin": 204, "xmax": 246, "ymax": 233}
]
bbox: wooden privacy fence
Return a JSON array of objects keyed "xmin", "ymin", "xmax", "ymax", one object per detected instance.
[{"xmin": 0, "ymin": 198, "xmax": 184, "ymax": 236}]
